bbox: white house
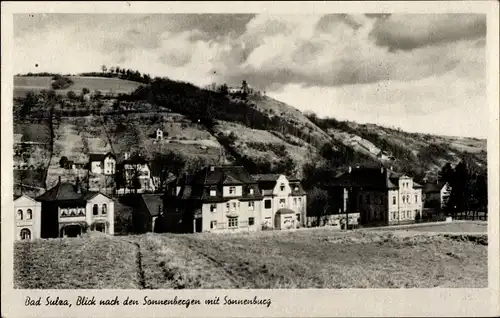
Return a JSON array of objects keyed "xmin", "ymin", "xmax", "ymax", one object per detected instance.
[
  {"xmin": 14, "ymin": 195, "xmax": 42, "ymax": 241},
  {"xmin": 89, "ymin": 152, "xmax": 116, "ymax": 175},
  {"xmin": 156, "ymin": 128, "xmax": 164, "ymax": 140}
]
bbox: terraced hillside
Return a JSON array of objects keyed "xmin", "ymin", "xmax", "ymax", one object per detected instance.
[{"xmin": 13, "ymin": 75, "xmax": 487, "ymax": 191}]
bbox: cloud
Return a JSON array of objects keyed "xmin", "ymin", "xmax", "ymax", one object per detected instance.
[
  {"xmin": 12, "ymin": 13, "xmax": 487, "ymax": 137},
  {"xmin": 369, "ymin": 14, "xmax": 486, "ymax": 51}
]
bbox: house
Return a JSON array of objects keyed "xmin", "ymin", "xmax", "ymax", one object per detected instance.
[
  {"xmin": 132, "ymin": 194, "xmax": 164, "ymax": 233},
  {"xmin": 117, "ymin": 153, "xmax": 155, "ymax": 193},
  {"xmin": 35, "ymin": 177, "xmax": 115, "ymax": 238},
  {"xmin": 326, "ymin": 166, "xmax": 423, "ymax": 227},
  {"xmin": 251, "ymin": 174, "xmax": 306, "ymax": 230},
  {"xmin": 163, "ymin": 165, "xmax": 264, "ymax": 233},
  {"xmin": 423, "ymin": 181, "xmax": 452, "ymax": 209},
  {"xmin": 156, "ymin": 128, "xmax": 163, "ymax": 140},
  {"xmin": 89, "ymin": 152, "xmax": 116, "ymax": 175},
  {"xmin": 14, "ymin": 194, "xmax": 42, "ymax": 241}
]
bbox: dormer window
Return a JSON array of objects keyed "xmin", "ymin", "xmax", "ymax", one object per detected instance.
[
  {"xmin": 229, "ymin": 186, "xmax": 236, "ymax": 195},
  {"xmin": 249, "ymin": 188, "xmax": 254, "ymax": 195},
  {"xmin": 210, "ymin": 189, "xmax": 216, "ymax": 196},
  {"xmin": 280, "ymin": 183, "xmax": 285, "ymax": 191},
  {"xmin": 294, "ymin": 186, "xmax": 299, "ymax": 191},
  {"xmin": 17, "ymin": 209, "xmax": 23, "ymax": 220}
]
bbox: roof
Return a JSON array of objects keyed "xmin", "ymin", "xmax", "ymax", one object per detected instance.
[
  {"xmin": 89, "ymin": 152, "xmax": 115, "ymax": 163},
  {"xmin": 423, "ymin": 181, "xmax": 447, "ymax": 193},
  {"xmin": 14, "ymin": 194, "xmax": 37, "ymax": 203},
  {"xmin": 276, "ymin": 208, "xmax": 296, "ymax": 215},
  {"xmin": 36, "ymin": 182, "xmax": 83, "ymax": 202},
  {"xmin": 140, "ymin": 194, "xmax": 163, "ymax": 217},
  {"xmin": 328, "ymin": 167, "xmax": 400, "ymax": 190},
  {"xmin": 123, "ymin": 154, "xmax": 148, "ymax": 165},
  {"xmin": 413, "ymin": 181, "xmax": 423, "ymax": 189},
  {"xmin": 251, "ymin": 174, "xmax": 281, "ymax": 182},
  {"xmin": 190, "ymin": 166, "xmax": 256, "ymax": 185},
  {"xmin": 82, "ymin": 191, "xmax": 111, "ymax": 201}
]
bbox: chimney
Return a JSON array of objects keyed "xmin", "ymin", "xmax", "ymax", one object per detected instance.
[{"xmin": 75, "ymin": 176, "xmax": 81, "ymax": 193}]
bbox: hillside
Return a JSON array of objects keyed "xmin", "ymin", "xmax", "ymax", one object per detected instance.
[
  {"xmin": 13, "ymin": 75, "xmax": 487, "ymax": 193},
  {"xmin": 14, "ymin": 76, "xmax": 142, "ymax": 98}
]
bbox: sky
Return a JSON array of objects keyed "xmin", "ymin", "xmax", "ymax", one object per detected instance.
[{"xmin": 13, "ymin": 13, "xmax": 487, "ymax": 138}]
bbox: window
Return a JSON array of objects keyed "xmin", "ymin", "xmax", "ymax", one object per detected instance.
[
  {"xmin": 210, "ymin": 220, "xmax": 217, "ymax": 229},
  {"xmin": 229, "ymin": 186, "xmax": 236, "ymax": 195},
  {"xmin": 279, "ymin": 199, "xmax": 286, "ymax": 208},
  {"xmin": 20, "ymin": 228, "xmax": 31, "ymax": 240},
  {"xmin": 69, "ymin": 208, "xmax": 76, "ymax": 216},
  {"xmin": 249, "ymin": 188, "xmax": 254, "ymax": 195},
  {"xmin": 294, "ymin": 186, "xmax": 299, "ymax": 191},
  {"xmin": 415, "ymin": 195, "xmax": 418, "ymax": 203},
  {"xmin": 61, "ymin": 209, "xmax": 68, "ymax": 216},
  {"xmin": 228, "ymin": 217, "xmax": 238, "ymax": 228},
  {"xmin": 296, "ymin": 213, "xmax": 301, "ymax": 222},
  {"xmin": 93, "ymin": 204, "xmax": 98, "ymax": 215},
  {"xmin": 248, "ymin": 201, "xmax": 255, "ymax": 210},
  {"xmin": 78, "ymin": 208, "xmax": 85, "ymax": 216},
  {"xmin": 392, "ymin": 196, "xmax": 396, "ymax": 205},
  {"xmin": 210, "ymin": 189, "xmax": 216, "ymax": 196},
  {"xmin": 17, "ymin": 209, "xmax": 23, "ymax": 220},
  {"xmin": 298, "ymin": 197, "xmax": 302, "ymax": 204},
  {"xmin": 232, "ymin": 202, "xmax": 237, "ymax": 210},
  {"xmin": 264, "ymin": 199, "xmax": 271, "ymax": 209},
  {"xmin": 102, "ymin": 204, "xmax": 107, "ymax": 215},
  {"xmin": 402, "ymin": 196, "xmax": 406, "ymax": 204},
  {"xmin": 280, "ymin": 183, "xmax": 285, "ymax": 191},
  {"xmin": 226, "ymin": 203, "xmax": 230, "ymax": 211},
  {"xmin": 293, "ymin": 198, "xmax": 297, "ymax": 206},
  {"xmin": 248, "ymin": 217, "xmax": 255, "ymax": 226},
  {"xmin": 27, "ymin": 209, "xmax": 32, "ymax": 220},
  {"xmin": 210, "ymin": 204, "xmax": 217, "ymax": 212}
]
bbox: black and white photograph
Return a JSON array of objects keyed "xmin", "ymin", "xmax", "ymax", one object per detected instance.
[{"xmin": 1, "ymin": 1, "xmax": 499, "ymax": 317}]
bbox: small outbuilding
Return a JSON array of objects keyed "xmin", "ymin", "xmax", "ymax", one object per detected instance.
[{"xmin": 274, "ymin": 208, "xmax": 296, "ymax": 230}]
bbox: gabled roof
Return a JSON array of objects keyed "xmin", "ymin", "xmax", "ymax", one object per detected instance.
[
  {"xmin": 251, "ymin": 174, "xmax": 281, "ymax": 182},
  {"xmin": 123, "ymin": 154, "xmax": 149, "ymax": 165},
  {"xmin": 89, "ymin": 152, "xmax": 115, "ymax": 163},
  {"xmin": 82, "ymin": 191, "xmax": 112, "ymax": 201},
  {"xmin": 14, "ymin": 194, "xmax": 37, "ymax": 203},
  {"xmin": 36, "ymin": 182, "xmax": 82, "ymax": 202},
  {"xmin": 328, "ymin": 167, "xmax": 402, "ymax": 190},
  {"xmin": 423, "ymin": 181, "xmax": 447, "ymax": 193},
  {"xmin": 190, "ymin": 166, "xmax": 256, "ymax": 185},
  {"xmin": 140, "ymin": 194, "xmax": 163, "ymax": 217}
]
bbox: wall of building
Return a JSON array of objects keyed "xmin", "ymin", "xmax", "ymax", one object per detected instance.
[
  {"xmin": 86, "ymin": 194, "xmax": 115, "ymax": 235},
  {"xmin": 201, "ymin": 199, "xmax": 262, "ymax": 232},
  {"xmin": 91, "ymin": 161, "xmax": 102, "ymax": 174},
  {"xmin": 14, "ymin": 196, "xmax": 42, "ymax": 240},
  {"xmin": 103, "ymin": 157, "xmax": 116, "ymax": 175}
]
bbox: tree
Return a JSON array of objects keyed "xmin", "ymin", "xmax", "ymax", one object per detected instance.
[
  {"xmin": 307, "ymin": 187, "xmax": 330, "ymax": 227},
  {"xmin": 101, "ymin": 65, "xmax": 107, "ymax": 73},
  {"xmin": 115, "ymin": 66, "xmax": 121, "ymax": 74},
  {"xmin": 66, "ymin": 90, "xmax": 77, "ymax": 100},
  {"xmin": 151, "ymin": 151, "xmax": 186, "ymax": 192},
  {"xmin": 82, "ymin": 87, "xmax": 90, "ymax": 95},
  {"xmin": 109, "ymin": 66, "xmax": 115, "ymax": 74},
  {"xmin": 93, "ymin": 90, "xmax": 103, "ymax": 100},
  {"xmin": 19, "ymin": 91, "xmax": 38, "ymax": 118}
]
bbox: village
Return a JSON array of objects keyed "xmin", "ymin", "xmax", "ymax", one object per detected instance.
[{"xmin": 14, "ymin": 141, "xmax": 455, "ymax": 240}]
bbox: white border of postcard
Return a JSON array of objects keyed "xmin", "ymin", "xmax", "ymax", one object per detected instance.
[{"xmin": 1, "ymin": 1, "xmax": 499, "ymax": 317}]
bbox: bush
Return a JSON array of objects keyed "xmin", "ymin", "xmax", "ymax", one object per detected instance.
[{"xmin": 51, "ymin": 76, "xmax": 74, "ymax": 90}]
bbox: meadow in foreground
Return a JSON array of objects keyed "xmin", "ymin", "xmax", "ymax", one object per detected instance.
[{"xmin": 14, "ymin": 228, "xmax": 487, "ymax": 289}]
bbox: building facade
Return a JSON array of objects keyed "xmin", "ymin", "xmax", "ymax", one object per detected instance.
[
  {"xmin": 35, "ymin": 178, "xmax": 115, "ymax": 238},
  {"xmin": 163, "ymin": 166, "xmax": 307, "ymax": 233},
  {"xmin": 89, "ymin": 152, "xmax": 116, "ymax": 175},
  {"xmin": 252, "ymin": 174, "xmax": 307, "ymax": 230},
  {"xmin": 327, "ymin": 167, "xmax": 423, "ymax": 226},
  {"xmin": 14, "ymin": 195, "xmax": 42, "ymax": 241}
]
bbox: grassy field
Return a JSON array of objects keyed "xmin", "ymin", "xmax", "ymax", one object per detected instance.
[
  {"xmin": 14, "ymin": 227, "xmax": 487, "ymax": 289},
  {"xmin": 14, "ymin": 76, "xmax": 142, "ymax": 98}
]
